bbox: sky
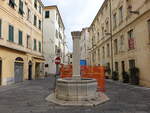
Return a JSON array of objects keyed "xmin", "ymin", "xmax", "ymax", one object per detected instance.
[{"xmin": 42, "ymin": 0, "xmax": 104, "ymax": 51}]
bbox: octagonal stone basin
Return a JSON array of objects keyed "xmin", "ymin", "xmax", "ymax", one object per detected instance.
[{"xmin": 55, "ymin": 78, "xmax": 98, "ymax": 101}]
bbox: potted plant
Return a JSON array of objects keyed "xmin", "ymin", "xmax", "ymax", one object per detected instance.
[
  {"xmin": 112, "ymin": 71, "xmax": 119, "ymax": 81},
  {"xmin": 122, "ymin": 71, "xmax": 129, "ymax": 83}
]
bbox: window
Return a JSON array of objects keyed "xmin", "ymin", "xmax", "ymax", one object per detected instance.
[
  {"xmin": 38, "ymin": 41, "xmax": 41, "ymax": 52},
  {"xmin": 39, "ymin": 20, "xmax": 41, "ymax": 30},
  {"xmin": 70, "ymin": 54, "xmax": 72, "ymax": 58},
  {"xmin": 98, "ymin": 48, "xmax": 100, "ymax": 61},
  {"xmin": 39, "ymin": 6, "xmax": 42, "ymax": 14},
  {"xmin": 27, "ymin": 35, "xmax": 30, "ymax": 48},
  {"xmin": 119, "ymin": 6, "xmax": 123, "ymax": 23},
  {"xmin": 45, "ymin": 11, "xmax": 49, "ymax": 18},
  {"xmin": 9, "ymin": 0, "xmax": 16, "ymax": 8},
  {"xmin": 107, "ymin": 43, "xmax": 110, "ymax": 57},
  {"xmin": 8, "ymin": 25, "xmax": 14, "ymax": 42},
  {"xmin": 34, "ymin": 39, "xmax": 37, "ymax": 51},
  {"xmin": 34, "ymin": 15, "xmax": 37, "ymax": 26},
  {"xmin": 121, "ymin": 61, "xmax": 125, "ymax": 72},
  {"xmin": 113, "ymin": 13, "xmax": 117, "ymax": 28},
  {"xmin": 128, "ymin": 29, "xmax": 135, "ymax": 50},
  {"xmin": 0, "ymin": 19, "xmax": 2, "ymax": 38},
  {"xmin": 55, "ymin": 45, "xmax": 58, "ymax": 54},
  {"xmin": 114, "ymin": 39, "xmax": 118, "ymax": 54},
  {"xmin": 56, "ymin": 30, "xmax": 58, "ymax": 38},
  {"xmin": 120, "ymin": 35, "xmax": 124, "ymax": 52},
  {"xmin": 102, "ymin": 27, "xmax": 104, "ymax": 38},
  {"xmin": 148, "ymin": 19, "xmax": 150, "ymax": 42},
  {"xmin": 126, "ymin": 0, "xmax": 132, "ymax": 16},
  {"xmin": 106, "ymin": 21, "xmax": 109, "ymax": 33},
  {"xmin": 102, "ymin": 46, "xmax": 105, "ymax": 58},
  {"xmin": 18, "ymin": 0, "xmax": 24, "ymax": 16},
  {"xmin": 34, "ymin": 0, "xmax": 37, "ymax": 9},
  {"xmin": 18, "ymin": 30, "xmax": 23, "ymax": 45},
  {"xmin": 27, "ymin": 8, "xmax": 31, "ymax": 21}
]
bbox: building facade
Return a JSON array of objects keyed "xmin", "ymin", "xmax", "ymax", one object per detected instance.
[
  {"xmin": 80, "ymin": 28, "xmax": 90, "ymax": 65},
  {"xmin": 43, "ymin": 6, "xmax": 66, "ymax": 75},
  {"xmin": 88, "ymin": 0, "xmax": 150, "ymax": 87},
  {"xmin": 0, "ymin": 0, "xmax": 45, "ymax": 85}
]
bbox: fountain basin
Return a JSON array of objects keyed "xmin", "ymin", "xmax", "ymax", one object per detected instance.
[{"xmin": 55, "ymin": 78, "xmax": 97, "ymax": 101}]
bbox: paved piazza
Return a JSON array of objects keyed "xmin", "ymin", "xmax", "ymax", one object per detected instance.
[{"xmin": 0, "ymin": 76, "xmax": 150, "ymax": 113}]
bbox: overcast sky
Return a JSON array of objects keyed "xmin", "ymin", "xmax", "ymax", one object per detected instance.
[{"xmin": 42, "ymin": 0, "xmax": 104, "ymax": 51}]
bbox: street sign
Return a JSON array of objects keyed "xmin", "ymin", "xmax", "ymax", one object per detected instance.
[{"xmin": 55, "ymin": 57, "xmax": 61, "ymax": 65}]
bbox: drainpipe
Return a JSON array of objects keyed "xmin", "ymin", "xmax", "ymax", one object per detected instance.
[{"xmin": 109, "ymin": 0, "xmax": 114, "ymax": 77}]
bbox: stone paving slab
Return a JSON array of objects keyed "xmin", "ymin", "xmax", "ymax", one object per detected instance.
[{"xmin": 0, "ymin": 77, "xmax": 149, "ymax": 113}]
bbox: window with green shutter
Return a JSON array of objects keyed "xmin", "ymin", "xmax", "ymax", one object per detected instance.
[
  {"xmin": 34, "ymin": 15, "xmax": 37, "ymax": 26},
  {"xmin": 9, "ymin": 0, "xmax": 16, "ymax": 9},
  {"xmin": 34, "ymin": 0, "xmax": 37, "ymax": 9},
  {"xmin": 18, "ymin": 30, "xmax": 23, "ymax": 45},
  {"xmin": 8, "ymin": 25, "xmax": 14, "ymax": 42},
  {"xmin": 39, "ymin": 20, "xmax": 41, "ymax": 30},
  {"xmin": 39, "ymin": 41, "xmax": 41, "ymax": 52},
  {"xmin": 19, "ymin": 0, "xmax": 24, "ymax": 16},
  {"xmin": 0, "ymin": 19, "xmax": 2, "ymax": 38},
  {"xmin": 34, "ymin": 39, "xmax": 37, "ymax": 51}
]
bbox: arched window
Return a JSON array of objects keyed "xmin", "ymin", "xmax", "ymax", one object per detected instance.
[{"xmin": 15, "ymin": 57, "xmax": 24, "ymax": 62}]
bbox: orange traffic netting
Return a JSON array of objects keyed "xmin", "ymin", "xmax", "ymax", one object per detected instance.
[
  {"xmin": 60, "ymin": 65, "xmax": 106, "ymax": 92},
  {"xmin": 60, "ymin": 64, "xmax": 72, "ymax": 78}
]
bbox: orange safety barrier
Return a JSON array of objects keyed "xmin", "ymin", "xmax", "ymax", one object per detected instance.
[
  {"xmin": 81, "ymin": 66, "xmax": 105, "ymax": 92},
  {"xmin": 60, "ymin": 64, "xmax": 72, "ymax": 78},
  {"xmin": 60, "ymin": 65, "xmax": 106, "ymax": 92}
]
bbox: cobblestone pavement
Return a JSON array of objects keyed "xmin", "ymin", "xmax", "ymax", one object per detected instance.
[{"xmin": 0, "ymin": 76, "xmax": 150, "ymax": 113}]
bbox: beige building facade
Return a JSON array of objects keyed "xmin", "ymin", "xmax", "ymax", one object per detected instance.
[
  {"xmin": 88, "ymin": 0, "xmax": 150, "ymax": 87},
  {"xmin": 0, "ymin": 0, "xmax": 44, "ymax": 85}
]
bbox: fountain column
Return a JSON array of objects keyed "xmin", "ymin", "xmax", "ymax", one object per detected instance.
[{"xmin": 71, "ymin": 31, "xmax": 81, "ymax": 79}]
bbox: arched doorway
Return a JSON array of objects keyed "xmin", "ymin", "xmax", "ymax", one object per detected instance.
[
  {"xmin": 14, "ymin": 57, "xmax": 24, "ymax": 83},
  {"xmin": 0, "ymin": 57, "xmax": 2, "ymax": 85},
  {"xmin": 28, "ymin": 61, "xmax": 32, "ymax": 80}
]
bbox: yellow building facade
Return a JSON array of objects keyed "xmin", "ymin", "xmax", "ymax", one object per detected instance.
[
  {"xmin": 0, "ymin": 0, "xmax": 44, "ymax": 85},
  {"xmin": 88, "ymin": 0, "xmax": 150, "ymax": 87}
]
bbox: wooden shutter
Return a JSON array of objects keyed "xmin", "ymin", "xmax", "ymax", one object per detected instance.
[
  {"xmin": 9, "ymin": 25, "xmax": 14, "ymax": 42},
  {"xmin": 19, "ymin": 30, "xmax": 22, "ymax": 45}
]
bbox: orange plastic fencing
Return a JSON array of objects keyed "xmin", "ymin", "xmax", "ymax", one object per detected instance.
[
  {"xmin": 60, "ymin": 64, "xmax": 72, "ymax": 78},
  {"xmin": 81, "ymin": 66, "xmax": 105, "ymax": 92},
  {"xmin": 60, "ymin": 65, "xmax": 105, "ymax": 92}
]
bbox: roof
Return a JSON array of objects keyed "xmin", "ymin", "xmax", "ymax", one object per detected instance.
[{"xmin": 44, "ymin": 5, "xmax": 65, "ymax": 29}]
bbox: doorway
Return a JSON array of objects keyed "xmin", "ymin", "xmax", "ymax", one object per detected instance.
[
  {"xmin": 14, "ymin": 57, "xmax": 24, "ymax": 83},
  {"xmin": 14, "ymin": 62, "xmax": 23, "ymax": 83},
  {"xmin": 122, "ymin": 61, "xmax": 125, "ymax": 72},
  {"xmin": 28, "ymin": 61, "xmax": 32, "ymax": 80},
  {"xmin": 35, "ymin": 63, "xmax": 40, "ymax": 79}
]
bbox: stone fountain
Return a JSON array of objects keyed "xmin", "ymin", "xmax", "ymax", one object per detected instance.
[{"xmin": 46, "ymin": 31, "xmax": 109, "ymax": 106}]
